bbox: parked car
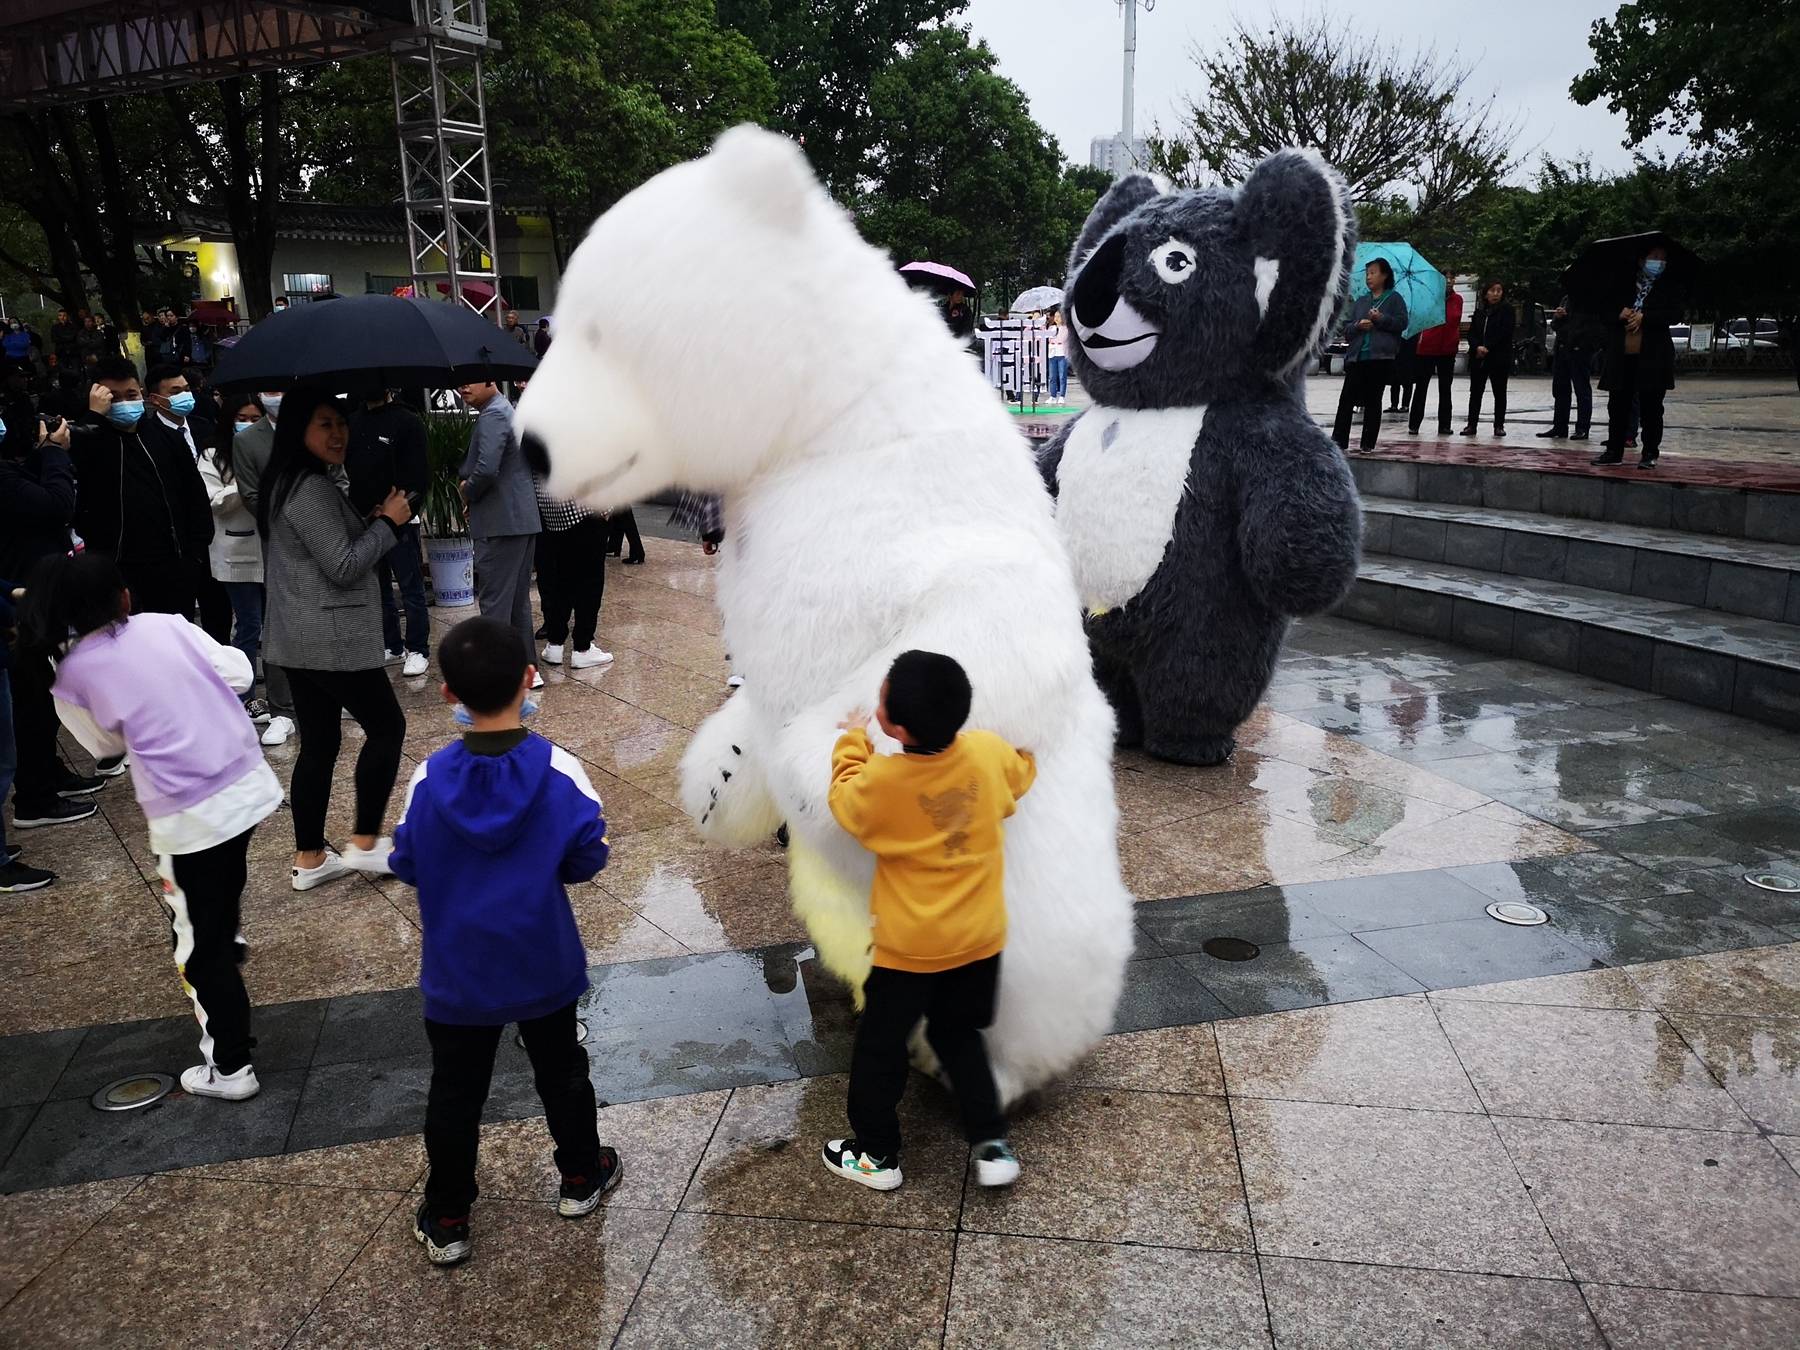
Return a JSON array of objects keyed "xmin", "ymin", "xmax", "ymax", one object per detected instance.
[
  {"xmin": 1723, "ymin": 318, "xmax": 1780, "ymax": 349},
  {"xmin": 1669, "ymin": 323, "xmax": 1693, "ymax": 350}
]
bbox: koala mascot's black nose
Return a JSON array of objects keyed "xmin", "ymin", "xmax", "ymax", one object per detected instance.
[
  {"xmin": 520, "ymin": 429, "xmax": 551, "ymax": 477},
  {"xmin": 1072, "ymin": 232, "xmax": 1128, "ymax": 329}
]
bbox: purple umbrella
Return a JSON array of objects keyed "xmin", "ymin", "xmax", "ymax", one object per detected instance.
[{"xmin": 899, "ymin": 261, "xmax": 976, "ymax": 294}]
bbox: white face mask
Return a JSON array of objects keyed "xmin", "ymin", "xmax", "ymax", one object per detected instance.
[{"xmin": 260, "ymin": 394, "xmax": 282, "ymax": 421}]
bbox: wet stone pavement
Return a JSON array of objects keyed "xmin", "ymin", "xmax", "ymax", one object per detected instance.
[{"xmin": 2, "ymin": 540, "xmax": 1798, "ymax": 1346}]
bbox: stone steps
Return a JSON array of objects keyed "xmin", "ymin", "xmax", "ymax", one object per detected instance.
[
  {"xmin": 1361, "ymin": 498, "xmax": 1800, "ymax": 624},
  {"xmin": 1337, "ymin": 557, "xmax": 1800, "ymax": 730}
]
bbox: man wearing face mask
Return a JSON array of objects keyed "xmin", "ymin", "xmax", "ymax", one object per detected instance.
[
  {"xmin": 142, "ymin": 365, "xmax": 230, "ymax": 642},
  {"xmin": 69, "ymin": 358, "xmax": 213, "ymax": 619},
  {"xmin": 230, "ymin": 388, "xmax": 298, "ymax": 745},
  {"xmin": 1594, "ymin": 244, "xmax": 1681, "ymax": 470}
]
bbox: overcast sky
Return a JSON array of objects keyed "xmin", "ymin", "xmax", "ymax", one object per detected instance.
[{"xmin": 961, "ymin": 0, "xmax": 1679, "ymax": 180}]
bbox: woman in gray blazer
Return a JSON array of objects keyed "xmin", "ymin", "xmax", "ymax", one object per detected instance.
[{"xmin": 258, "ymin": 386, "xmax": 414, "ymax": 892}]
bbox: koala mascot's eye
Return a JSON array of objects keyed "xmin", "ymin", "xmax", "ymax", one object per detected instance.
[{"xmin": 1151, "ymin": 240, "xmax": 1198, "ymax": 284}]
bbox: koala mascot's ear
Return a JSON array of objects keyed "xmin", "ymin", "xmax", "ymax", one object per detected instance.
[
  {"xmin": 1068, "ymin": 173, "xmax": 1161, "ymax": 275},
  {"xmin": 709, "ymin": 124, "xmax": 816, "ymax": 230},
  {"xmin": 1236, "ymin": 148, "xmax": 1356, "ymax": 377}
]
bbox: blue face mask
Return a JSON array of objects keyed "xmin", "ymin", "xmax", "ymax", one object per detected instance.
[
  {"xmin": 106, "ymin": 400, "xmax": 145, "ymax": 429},
  {"xmin": 451, "ymin": 696, "xmax": 538, "ymax": 728},
  {"xmin": 166, "ymin": 392, "xmax": 196, "ymax": 416},
  {"xmin": 234, "ymin": 419, "xmax": 259, "ymax": 436},
  {"xmin": 0, "ymin": 417, "xmax": 7, "ymax": 442},
  {"xmin": 1642, "ymin": 258, "xmax": 1666, "ymax": 277}
]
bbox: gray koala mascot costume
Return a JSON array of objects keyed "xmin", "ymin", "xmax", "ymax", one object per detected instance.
[{"xmin": 1038, "ymin": 149, "xmax": 1364, "ymax": 766}]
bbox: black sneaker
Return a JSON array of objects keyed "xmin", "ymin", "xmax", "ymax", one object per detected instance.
[
  {"xmin": 243, "ymin": 698, "xmax": 272, "ymax": 726},
  {"xmin": 4, "ymin": 843, "xmax": 20, "ymax": 861},
  {"xmin": 821, "ymin": 1137, "xmax": 902, "ymax": 1191},
  {"xmin": 0, "ymin": 861, "xmax": 57, "ymax": 893},
  {"xmin": 94, "ymin": 755, "xmax": 127, "ymax": 778},
  {"xmin": 56, "ymin": 773, "xmax": 107, "ymax": 798},
  {"xmin": 558, "ymin": 1148, "xmax": 623, "ymax": 1217},
  {"xmin": 413, "ymin": 1201, "xmax": 472, "ymax": 1266},
  {"xmin": 12, "ymin": 799, "xmax": 99, "ymax": 829}
]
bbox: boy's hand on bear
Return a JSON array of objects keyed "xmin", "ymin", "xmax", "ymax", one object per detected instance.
[{"xmin": 838, "ymin": 709, "xmax": 871, "ymax": 732}]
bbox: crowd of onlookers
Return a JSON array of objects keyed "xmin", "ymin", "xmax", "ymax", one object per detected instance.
[{"xmin": 1331, "ymin": 241, "xmax": 1679, "ymax": 470}]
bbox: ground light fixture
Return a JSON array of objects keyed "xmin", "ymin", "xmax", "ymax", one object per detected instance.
[
  {"xmin": 91, "ymin": 1073, "xmax": 174, "ymax": 1112},
  {"xmin": 1485, "ymin": 901, "xmax": 1550, "ymax": 926}
]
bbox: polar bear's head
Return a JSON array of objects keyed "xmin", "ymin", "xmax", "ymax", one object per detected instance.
[
  {"xmin": 516, "ymin": 126, "xmax": 913, "ymax": 508},
  {"xmin": 1063, "ymin": 149, "xmax": 1355, "ymax": 407}
]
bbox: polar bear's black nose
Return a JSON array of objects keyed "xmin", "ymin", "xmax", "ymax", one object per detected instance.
[
  {"xmin": 520, "ymin": 429, "xmax": 551, "ymax": 477},
  {"xmin": 1072, "ymin": 232, "xmax": 1127, "ymax": 329}
]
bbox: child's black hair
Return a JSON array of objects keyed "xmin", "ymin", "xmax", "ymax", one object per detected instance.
[
  {"xmin": 439, "ymin": 616, "xmax": 530, "ymax": 714},
  {"xmin": 16, "ymin": 552, "xmax": 128, "ymax": 667},
  {"xmin": 884, "ymin": 649, "xmax": 972, "ymax": 753}
]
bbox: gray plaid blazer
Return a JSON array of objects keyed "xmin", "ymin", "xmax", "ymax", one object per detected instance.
[{"xmin": 261, "ymin": 471, "xmax": 397, "ymax": 672}]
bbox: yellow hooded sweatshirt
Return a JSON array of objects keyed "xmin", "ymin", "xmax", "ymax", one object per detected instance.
[{"xmin": 828, "ymin": 728, "xmax": 1037, "ymax": 973}]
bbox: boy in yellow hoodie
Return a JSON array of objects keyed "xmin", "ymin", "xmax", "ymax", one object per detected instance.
[{"xmin": 822, "ymin": 650, "xmax": 1036, "ymax": 1192}]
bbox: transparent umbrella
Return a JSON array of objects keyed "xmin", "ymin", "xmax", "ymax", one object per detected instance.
[{"xmin": 1011, "ymin": 285, "xmax": 1065, "ymax": 314}]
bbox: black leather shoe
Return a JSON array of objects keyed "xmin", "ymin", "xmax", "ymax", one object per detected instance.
[
  {"xmin": 1638, "ymin": 453, "xmax": 1659, "ymax": 469},
  {"xmin": 1591, "ymin": 450, "xmax": 1625, "ymax": 465},
  {"xmin": 1570, "ymin": 430, "xmax": 1590, "ymax": 441},
  {"xmin": 1458, "ymin": 425, "xmax": 1477, "ymax": 436},
  {"xmin": 1535, "ymin": 428, "xmax": 1566, "ymax": 439}
]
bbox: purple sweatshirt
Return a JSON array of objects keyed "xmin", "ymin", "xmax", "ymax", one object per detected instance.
[{"xmin": 52, "ymin": 613, "xmax": 266, "ymax": 820}]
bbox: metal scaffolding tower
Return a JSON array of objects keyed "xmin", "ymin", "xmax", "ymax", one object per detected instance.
[{"xmin": 391, "ymin": 0, "xmax": 503, "ymax": 325}]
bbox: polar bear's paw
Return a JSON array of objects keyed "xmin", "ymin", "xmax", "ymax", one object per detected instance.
[{"xmin": 679, "ymin": 704, "xmax": 783, "ymax": 846}]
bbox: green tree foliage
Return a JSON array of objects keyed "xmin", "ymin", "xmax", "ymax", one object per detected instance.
[
  {"xmin": 484, "ymin": 0, "xmax": 774, "ymax": 238},
  {"xmin": 1571, "ymin": 0, "xmax": 1800, "ymax": 159},
  {"xmin": 853, "ymin": 27, "xmax": 1096, "ymax": 300},
  {"xmin": 1147, "ymin": 13, "xmax": 1517, "ymax": 215},
  {"xmin": 717, "ymin": 0, "xmax": 967, "ymax": 197}
]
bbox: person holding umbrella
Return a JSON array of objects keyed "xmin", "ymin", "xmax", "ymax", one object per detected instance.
[
  {"xmin": 1593, "ymin": 243, "xmax": 1680, "ymax": 469},
  {"xmin": 258, "ymin": 386, "xmax": 413, "ymax": 891},
  {"xmin": 1461, "ymin": 280, "xmax": 1515, "ymax": 438},
  {"xmin": 1331, "ymin": 257, "xmax": 1408, "ymax": 452}
]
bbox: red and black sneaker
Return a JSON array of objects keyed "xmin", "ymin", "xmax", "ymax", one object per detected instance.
[
  {"xmin": 413, "ymin": 1200, "xmax": 472, "ymax": 1265},
  {"xmin": 558, "ymin": 1147, "xmax": 622, "ymax": 1217}
]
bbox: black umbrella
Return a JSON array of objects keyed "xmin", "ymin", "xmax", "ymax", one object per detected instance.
[
  {"xmin": 1562, "ymin": 231, "xmax": 1702, "ymax": 310},
  {"xmin": 210, "ymin": 294, "xmax": 539, "ymax": 390}
]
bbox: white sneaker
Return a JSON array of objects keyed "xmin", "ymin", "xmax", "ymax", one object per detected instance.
[
  {"xmin": 530, "ymin": 671, "xmax": 546, "ymax": 691},
  {"xmin": 260, "ymin": 715, "xmax": 295, "ymax": 747},
  {"xmin": 383, "ymin": 648, "xmax": 404, "ymax": 665},
  {"xmin": 542, "ymin": 644, "xmax": 565, "ymax": 664},
  {"xmin": 402, "ymin": 652, "xmax": 430, "ymax": 678},
  {"xmin": 292, "ymin": 849, "xmax": 354, "ymax": 891},
  {"xmin": 340, "ymin": 838, "xmax": 394, "ymax": 876},
  {"xmin": 181, "ymin": 1063, "xmax": 261, "ymax": 1101},
  {"xmin": 972, "ymin": 1140, "xmax": 1020, "ymax": 1187},
  {"xmin": 570, "ymin": 647, "xmax": 613, "ymax": 669},
  {"xmin": 821, "ymin": 1138, "xmax": 902, "ymax": 1191}
]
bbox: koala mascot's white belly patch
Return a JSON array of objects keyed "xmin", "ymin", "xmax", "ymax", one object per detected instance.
[{"xmin": 1054, "ymin": 403, "xmax": 1208, "ymax": 612}]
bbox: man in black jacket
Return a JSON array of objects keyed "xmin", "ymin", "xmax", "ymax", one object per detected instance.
[
  {"xmin": 348, "ymin": 389, "xmax": 432, "ymax": 673},
  {"xmin": 1, "ymin": 410, "xmax": 105, "ymax": 829},
  {"xmin": 141, "ymin": 363, "xmax": 229, "ymax": 641},
  {"xmin": 1538, "ymin": 295, "xmax": 1600, "ymax": 441},
  {"xmin": 70, "ymin": 357, "xmax": 213, "ymax": 619}
]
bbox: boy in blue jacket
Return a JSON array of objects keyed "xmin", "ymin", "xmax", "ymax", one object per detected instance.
[{"xmin": 391, "ymin": 615, "xmax": 619, "ymax": 1266}]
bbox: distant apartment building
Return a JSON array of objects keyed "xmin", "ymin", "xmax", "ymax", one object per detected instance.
[{"xmin": 1089, "ymin": 134, "xmax": 1149, "ymax": 178}]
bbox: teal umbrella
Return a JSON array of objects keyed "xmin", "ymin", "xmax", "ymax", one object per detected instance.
[{"xmin": 1351, "ymin": 242, "xmax": 1446, "ymax": 338}]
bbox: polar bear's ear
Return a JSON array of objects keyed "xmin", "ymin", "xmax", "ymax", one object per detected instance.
[
  {"xmin": 1068, "ymin": 173, "xmax": 1160, "ymax": 276},
  {"xmin": 1235, "ymin": 147, "xmax": 1356, "ymax": 377},
  {"xmin": 710, "ymin": 125, "xmax": 816, "ymax": 229}
]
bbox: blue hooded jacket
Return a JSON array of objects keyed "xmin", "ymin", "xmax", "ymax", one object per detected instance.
[{"xmin": 390, "ymin": 729, "xmax": 609, "ymax": 1025}]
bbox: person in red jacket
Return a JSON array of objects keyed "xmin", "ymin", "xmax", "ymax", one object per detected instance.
[{"xmin": 1407, "ymin": 289, "xmax": 1463, "ymax": 436}]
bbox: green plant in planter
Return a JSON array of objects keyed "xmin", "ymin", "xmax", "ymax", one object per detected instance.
[{"xmin": 423, "ymin": 410, "xmax": 474, "ymax": 539}]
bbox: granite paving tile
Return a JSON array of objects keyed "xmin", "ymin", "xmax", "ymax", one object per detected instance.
[
  {"xmin": 1278, "ymin": 869, "xmax": 1496, "ymax": 932},
  {"xmin": 1233, "ymin": 1097, "xmax": 1566, "ymax": 1278},
  {"xmin": 0, "ymin": 1070, "xmax": 306, "ymax": 1192},
  {"xmin": 1180, "ymin": 934, "xmax": 1425, "ymax": 1016},
  {"xmin": 1624, "ymin": 944, "xmax": 1800, "ymax": 1018},
  {"xmin": 0, "ymin": 1029, "xmax": 85, "ymax": 1108},
  {"xmin": 0, "ymin": 1104, "xmax": 35, "ymax": 1171},
  {"xmin": 616, "ymin": 1213, "xmax": 953, "ymax": 1350},
  {"xmin": 0, "ymin": 1175, "xmax": 396, "ymax": 1349},
  {"xmin": 945, "ymin": 1235, "xmax": 1270, "ymax": 1349},
  {"xmin": 1447, "ymin": 852, "xmax": 1690, "ymax": 907},
  {"xmin": 1132, "ymin": 887, "xmax": 1347, "ymax": 954},
  {"xmin": 0, "ymin": 1175, "xmax": 141, "ymax": 1306},
  {"xmin": 1215, "ymin": 994, "xmax": 1480, "ymax": 1112},
  {"xmin": 1065, "ymin": 1024, "xmax": 1224, "ymax": 1096},
  {"xmin": 681, "ymin": 1075, "xmax": 966, "ymax": 1230},
  {"xmin": 962, "ymin": 1088, "xmax": 1250, "ymax": 1250},
  {"xmin": 1260, "ymin": 1257, "xmax": 1604, "ymax": 1350},
  {"xmin": 1110, "ymin": 957, "xmax": 1234, "ymax": 1032},
  {"xmin": 1547, "ymin": 891, "xmax": 1792, "ymax": 966},
  {"xmin": 1435, "ymin": 1000, "xmax": 1753, "ymax": 1130},
  {"xmin": 1581, "ymin": 1285, "xmax": 1800, "ymax": 1350},
  {"xmin": 177, "ymin": 1134, "xmax": 426, "ymax": 1191},
  {"xmin": 50, "ymin": 1000, "xmax": 326, "ymax": 1100},
  {"xmin": 291, "ymin": 1201, "xmax": 670, "ymax": 1350},
  {"xmin": 1660, "ymin": 1009, "xmax": 1800, "ymax": 1134},
  {"xmin": 1496, "ymin": 1116, "xmax": 1800, "ymax": 1294},
  {"xmin": 1428, "ymin": 966, "xmax": 1653, "ymax": 1011},
  {"xmin": 1357, "ymin": 916, "xmax": 1601, "ymax": 990}
]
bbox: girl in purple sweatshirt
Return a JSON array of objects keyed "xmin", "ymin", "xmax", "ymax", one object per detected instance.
[{"xmin": 18, "ymin": 552, "xmax": 282, "ymax": 1101}]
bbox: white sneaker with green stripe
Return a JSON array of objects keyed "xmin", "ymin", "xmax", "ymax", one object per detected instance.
[{"xmin": 821, "ymin": 1138, "xmax": 902, "ymax": 1191}]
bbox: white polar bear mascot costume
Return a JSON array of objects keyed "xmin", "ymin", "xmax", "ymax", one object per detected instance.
[{"xmin": 516, "ymin": 126, "xmax": 1134, "ymax": 1104}]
